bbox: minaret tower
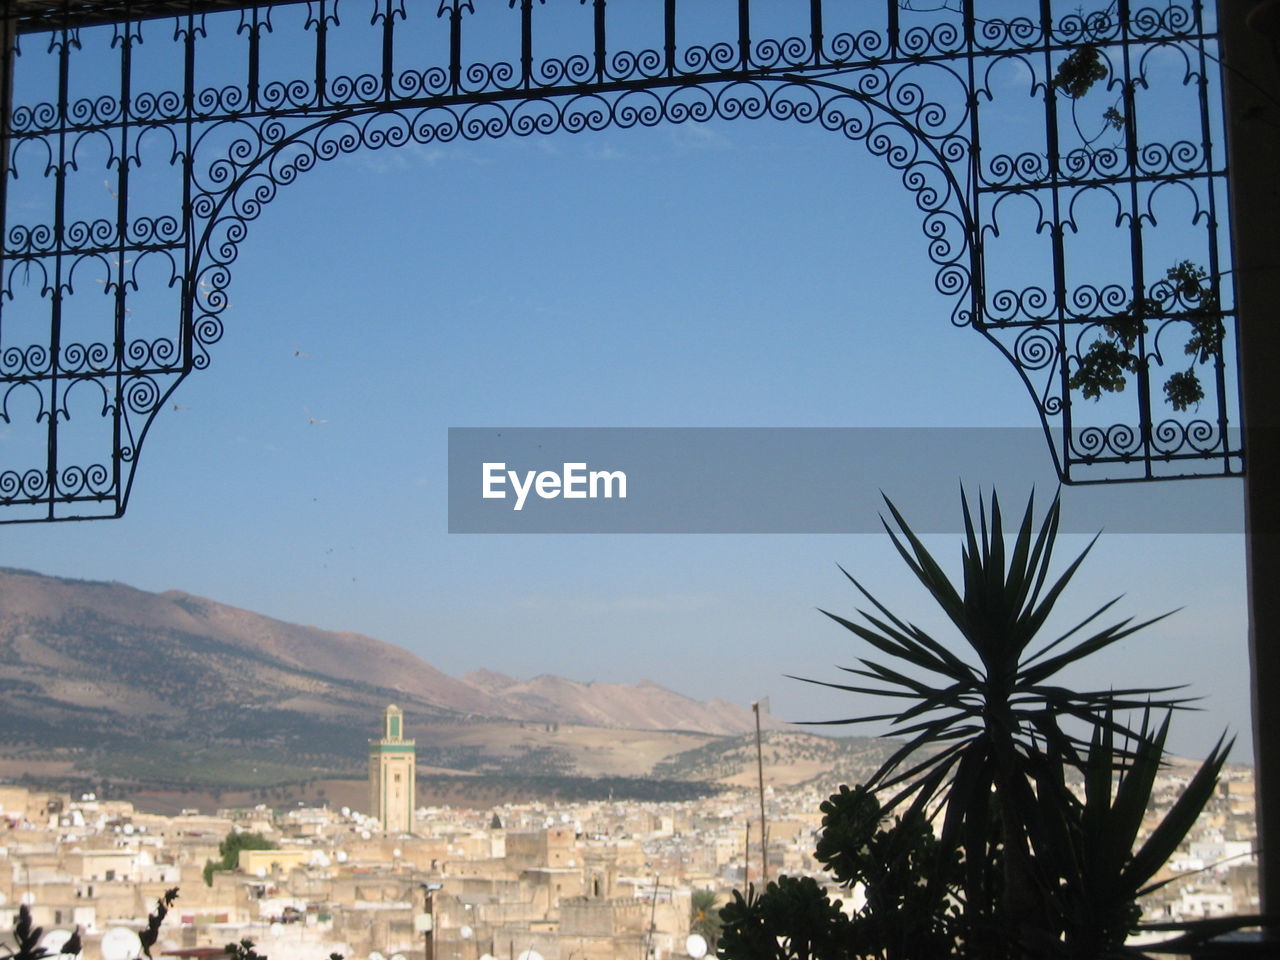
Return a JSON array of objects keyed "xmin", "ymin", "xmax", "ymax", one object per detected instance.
[{"xmin": 369, "ymin": 704, "xmax": 416, "ymax": 834}]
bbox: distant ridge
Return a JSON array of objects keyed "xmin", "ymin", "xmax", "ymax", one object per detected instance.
[
  {"xmin": 0, "ymin": 567, "xmax": 787, "ymax": 789},
  {"xmin": 462, "ymin": 671, "xmax": 780, "ymax": 733}
]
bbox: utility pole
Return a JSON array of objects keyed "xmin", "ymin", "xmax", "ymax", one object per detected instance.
[
  {"xmin": 752, "ymin": 700, "xmax": 768, "ymax": 886},
  {"xmin": 642, "ymin": 874, "xmax": 660, "ymax": 960}
]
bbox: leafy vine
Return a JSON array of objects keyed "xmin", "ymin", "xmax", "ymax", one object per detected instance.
[{"xmin": 1051, "ymin": 36, "xmax": 1225, "ymax": 411}]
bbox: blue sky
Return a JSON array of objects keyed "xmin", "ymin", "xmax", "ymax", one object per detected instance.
[
  {"xmin": 0, "ymin": 2, "xmax": 1252, "ymax": 762},
  {"xmin": 1, "ymin": 116, "xmax": 1251, "ymax": 762}
]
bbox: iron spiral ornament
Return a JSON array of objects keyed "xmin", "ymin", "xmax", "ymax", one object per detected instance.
[{"xmin": 0, "ymin": 0, "xmax": 1240, "ymax": 521}]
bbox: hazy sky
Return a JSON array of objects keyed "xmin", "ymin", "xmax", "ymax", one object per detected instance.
[{"xmin": 0, "ymin": 2, "xmax": 1253, "ymax": 763}]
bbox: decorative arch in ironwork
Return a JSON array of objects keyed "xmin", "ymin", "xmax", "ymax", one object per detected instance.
[{"xmin": 0, "ymin": 0, "xmax": 1239, "ymax": 521}]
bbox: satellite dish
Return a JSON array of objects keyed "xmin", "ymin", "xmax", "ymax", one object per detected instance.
[
  {"xmin": 460, "ymin": 926, "xmax": 474, "ymax": 940},
  {"xmin": 391, "ymin": 954, "xmax": 406, "ymax": 960},
  {"xmin": 517, "ymin": 950, "xmax": 544, "ymax": 960},
  {"xmin": 686, "ymin": 935, "xmax": 708, "ymax": 959},
  {"xmin": 341, "ymin": 807, "xmax": 351, "ymax": 817},
  {"xmin": 255, "ymin": 866, "xmax": 267, "ymax": 878},
  {"xmin": 336, "ymin": 851, "xmax": 349, "ymax": 863},
  {"xmin": 40, "ymin": 930, "xmax": 74, "ymax": 955},
  {"xmin": 101, "ymin": 928, "xmax": 142, "ymax": 960},
  {"xmin": 369, "ymin": 951, "xmax": 386, "ymax": 960},
  {"xmin": 269, "ymin": 924, "xmax": 284, "ymax": 938},
  {"xmin": 392, "ymin": 848, "xmax": 402, "ymax": 858}
]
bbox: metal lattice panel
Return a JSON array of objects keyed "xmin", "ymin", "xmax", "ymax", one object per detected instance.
[{"xmin": 0, "ymin": 0, "xmax": 1239, "ymax": 521}]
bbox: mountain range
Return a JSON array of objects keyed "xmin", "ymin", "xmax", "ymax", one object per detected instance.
[{"xmin": 0, "ymin": 566, "xmax": 827, "ymax": 795}]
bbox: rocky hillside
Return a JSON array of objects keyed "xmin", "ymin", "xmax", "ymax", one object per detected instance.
[{"xmin": 0, "ymin": 567, "xmax": 788, "ymax": 790}]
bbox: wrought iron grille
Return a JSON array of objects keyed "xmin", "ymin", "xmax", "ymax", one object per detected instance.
[{"xmin": 0, "ymin": 0, "xmax": 1239, "ymax": 522}]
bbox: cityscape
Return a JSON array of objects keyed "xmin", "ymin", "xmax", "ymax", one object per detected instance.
[
  {"xmin": 0, "ymin": 704, "xmax": 1259, "ymax": 960},
  {"xmin": 1, "ymin": 1, "xmax": 1276, "ymax": 957}
]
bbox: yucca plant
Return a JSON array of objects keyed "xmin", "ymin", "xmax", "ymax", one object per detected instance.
[
  {"xmin": 718, "ymin": 491, "xmax": 1262, "ymax": 960},
  {"xmin": 1040, "ymin": 710, "xmax": 1242, "ymax": 958},
  {"xmin": 799, "ymin": 491, "xmax": 1192, "ymax": 947}
]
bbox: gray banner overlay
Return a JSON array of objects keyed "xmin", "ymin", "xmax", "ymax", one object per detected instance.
[{"xmin": 447, "ymin": 428, "xmax": 1243, "ymax": 534}]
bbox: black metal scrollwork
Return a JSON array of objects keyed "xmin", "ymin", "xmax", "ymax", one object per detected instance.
[{"xmin": 0, "ymin": 0, "xmax": 1238, "ymax": 521}]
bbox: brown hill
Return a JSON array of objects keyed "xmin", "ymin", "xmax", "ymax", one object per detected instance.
[
  {"xmin": 460, "ymin": 672, "xmax": 786, "ymax": 734},
  {"xmin": 0, "ymin": 569, "xmax": 498, "ymax": 717},
  {"xmin": 0, "ymin": 567, "xmax": 780, "ymax": 790}
]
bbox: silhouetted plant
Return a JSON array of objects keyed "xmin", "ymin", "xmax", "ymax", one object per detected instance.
[
  {"xmin": 6, "ymin": 888, "xmax": 344, "ymax": 960},
  {"xmin": 718, "ymin": 491, "xmax": 1263, "ymax": 960},
  {"xmin": 1067, "ymin": 260, "xmax": 1224, "ymax": 411},
  {"xmin": 814, "ymin": 785, "xmax": 961, "ymax": 959},
  {"xmin": 140, "ymin": 889, "xmax": 179, "ymax": 959},
  {"xmin": 719, "ymin": 878, "xmax": 853, "ymax": 960},
  {"xmin": 1, "ymin": 905, "xmax": 81, "ymax": 960},
  {"xmin": 1041, "ymin": 711, "xmax": 1232, "ymax": 958},
  {"xmin": 1051, "ymin": 43, "xmax": 1108, "ymax": 99}
]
